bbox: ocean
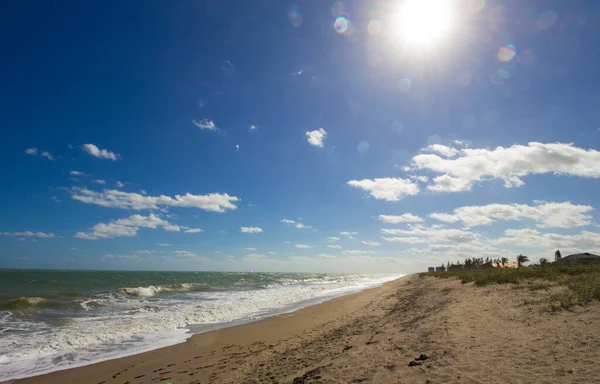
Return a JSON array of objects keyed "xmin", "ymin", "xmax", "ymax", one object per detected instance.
[{"xmin": 0, "ymin": 269, "xmax": 401, "ymax": 381}]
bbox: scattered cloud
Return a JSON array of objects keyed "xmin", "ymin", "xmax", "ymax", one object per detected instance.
[
  {"xmin": 281, "ymin": 219, "xmax": 296, "ymax": 224},
  {"xmin": 235, "ymin": 144, "xmax": 240, "ymax": 151},
  {"xmin": 342, "ymin": 250, "xmax": 375, "ymax": 255},
  {"xmin": 70, "ymin": 170, "xmax": 84, "ymax": 176},
  {"xmin": 409, "ymin": 175, "xmax": 429, "ymax": 183},
  {"xmin": 340, "ymin": 231, "xmax": 358, "ymax": 236},
  {"xmin": 250, "ymin": 124, "xmax": 258, "ymax": 131},
  {"xmin": 75, "ymin": 213, "xmax": 181, "ymax": 240},
  {"xmin": 295, "ymin": 223, "xmax": 310, "ymax": 229},
  {"xmin": 361, "ymin": 241, "xmax": 381, "ymax": 246},
  {"xmin": 495, "ymin": 228, "xmax": 600, "ymax": 252},
  {"xmin": 92, "ymin": 179, "xmax": 106, "ymax": 185},
  {"xmin": 281, "ymin": 218, "xmax": 310, "ymax": 229},
  {"xmin": 192, "ymin": 119, "xmax": 218, "ymax": 131},
  {"xmin": 295, "ymin": 244, "xmax": 312, "ymax": 249},
  {"xmin": 70, "ymin": 187, "xmax": 240, "ymax": 212},
  {"xmin": 115, "ymin": 181, "xmax": 124, "ymax": 188},
  {"xmin": 347, "ymin": 177, "xmax": 419, "ymax": 201},
  {"xmin": 291, "ymin": 69, "xmax": 304, "ymax": 76},
  {"xmin": 268, "ymin": 251, "xmax": 276, "ymax": 255},
  {"xmin": 51, "ymin": 196, "xmax": 61, "ymax": 203},
  {"xmin": 429, "ymin": 201, "xmax": 594, "ymax": 228},
  {"xmin": 184, "ymin": 228, "xmax": 204, "ymax": 233},
  {"xmin": 378, "ymin": 213, "xmax": 423, "ymax": 224},
  {"xmin": 1, "ymin": 231, "xmax": 55, "ymax": 238},
  {"xmin": 221, "ymin": 60, "xmax": 235, "ymax": 74},
  {"xmin": 423, "ymin": 144, "xmax": 459, "ymax": 157},
  {"xmin": 197, "ymin": 99, "xmax": 205, "ymax": 108},
  {"xmin": 305, "ymin": 128, "xmax": 327, "ymax": 148},
  {"xmin": 241, "ymin": 226, "xmax": 263, "ymax": 233},
  {"xmin": 327, "ymin": 244, "xmax": 342, "ymax": 249},
  {"xmin": 140, "ymin": 190, "xmax": 148, "ymax": 195},
  {"xmin": 82, "ymin": 144, "xmax": 120, "ymax": 161},
  {"xmin": 25, "ymin": 148, "xmax": 54, "ymax": 160},
  {"xmin": 244, "ymin": 247, "xmax": 257, "ymax": 251},
  {"xmin": 157, "ymin": 243, "xmax": 171, "ymax": 247},
  {"xmin": 328, "ymin": 236, "xmax": 341, "ymax": 241},
  {"xmin": 381, "ymin": 225, "xmax": 478, "ymax": 244},
  {"xmin": 409, "ymin": 142, "xmax": 600, "ymax": 192},
  {"xmin": 244, "ymin": 253, "xmax": 266, "ymax": 261}
]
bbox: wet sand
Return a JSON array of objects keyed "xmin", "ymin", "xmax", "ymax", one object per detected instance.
[{"xmin": 15, "ymin": 274, "xmax": 600, "ymax": 383}]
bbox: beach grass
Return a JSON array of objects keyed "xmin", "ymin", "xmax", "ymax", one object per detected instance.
[{"xmin": 423, "ymin": 262, "xmax": 600, "ymax": 309}]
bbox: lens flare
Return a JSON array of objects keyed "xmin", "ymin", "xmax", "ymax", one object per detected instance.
[
  {"xmin": 368, "ymin": 19, "xmax": 383, "ymax": 35},
  {"xmin": 497, "ymin": 44, "xmax": 516, "ymax": 62},
  {"xmin": 334, "ymin": 16, "xmax": 349, "ymax": 34},
  {"xmin": 288, "ymin": 4, "xmax": 302, "ymax": 27},
  {"xmin": 537, "ymin": 10, "xmax": 557, "ymax": 30}
]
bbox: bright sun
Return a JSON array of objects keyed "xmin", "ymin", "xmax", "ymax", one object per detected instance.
[{"xmin": 395, "ymin": 0, "xmax": 454, "ymax": 45}]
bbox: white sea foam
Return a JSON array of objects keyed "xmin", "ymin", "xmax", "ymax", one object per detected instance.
[{"xmin": 0, "ymin": 274, "xmax": 402, "ymax": 381}]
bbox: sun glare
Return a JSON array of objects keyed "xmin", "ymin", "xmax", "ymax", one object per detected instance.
[{"xmin": 395, "ymin": 0, "xmax": 454, "ymax": 45}]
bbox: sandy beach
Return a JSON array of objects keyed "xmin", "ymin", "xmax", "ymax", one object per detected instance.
[{"xmin": 13, "ymin": 274, "xmax": 600, "ymax": 384}]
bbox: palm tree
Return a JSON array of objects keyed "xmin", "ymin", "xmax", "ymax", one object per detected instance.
[
  {"xmin": 555, "ymin": 249, "xmax": 562, "ymax": 262},
  {"xmin": 501, "ymin": 257, "xmax": 509, "ymax": 267},
  {"xmin": 517, "ymin": 254, "xmax": 529, "ymax": 268},
  {"xmin": 539, "ymin": 257, "xmax": 548, "ymax": 266}
]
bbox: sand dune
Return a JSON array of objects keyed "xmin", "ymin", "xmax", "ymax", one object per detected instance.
[{"xmin": 16, "ymin": 274, "xmax": 600, "ymax": 383}]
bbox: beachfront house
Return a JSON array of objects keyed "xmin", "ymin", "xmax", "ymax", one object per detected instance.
[{"xmin": 557, "ymin": 252, "xmax": 600, "ymax": 263}]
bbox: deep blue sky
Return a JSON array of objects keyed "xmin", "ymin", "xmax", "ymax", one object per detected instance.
[{"xmin": 1, "ymin": 0, "xmax": 600, "ymax": 272}]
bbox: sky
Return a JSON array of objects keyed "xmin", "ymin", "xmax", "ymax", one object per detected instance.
[{"xmin": 1, "ymin": 0, "xmax": 600, "ymax": 273}]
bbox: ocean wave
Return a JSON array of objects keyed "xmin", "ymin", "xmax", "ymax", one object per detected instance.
[
  {"xmin": 0, "ymin": 297, "xmax": 64, "ymax": 310},
  {"xmin": 116, "ymin": 282, "xmax": 197, "ymax": 297}
]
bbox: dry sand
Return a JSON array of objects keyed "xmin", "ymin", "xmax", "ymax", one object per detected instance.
[{"xmin": 14, "ymin": 274, "xmax": 600, "ymax": 384}]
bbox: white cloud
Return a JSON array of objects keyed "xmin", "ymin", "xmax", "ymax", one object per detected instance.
[
  {"xmin": 157, "ymin": 243, "xmax": 171, "ymax": 247},
  {"xmin": 93, "ymin": 179, "xmax": 106, "ymax": 185},
  {"xmin": 235, "ymin": 144, "xmax": 240, "ymax": 151},
  {"xmin": 136, "ymin": 250, "xmax": 157, "ymax": 254},
  {"xmin": 70, "ymin": 170, "xmax": 84, "ymax": 176},
  {"xmin": 115, "ymin": 181, "xmax": 124, "ymax": 188},
  {"xmin": 244, "ymin": 247, "xmax": 257, "ymax": 251},
  {"xmin": 409, "ymin": 175, "xmax": 429, "ymax": 183},
  {"xmin": 423, "ymin": 144, "xmax": 459, "ymax": 157},
  {"xmin": 0, "ymin": 231, "xmax": 54, "ymax": 238},
  {"xmin": 25, "ymin": 148, "xmax": 53, "ymax": 160},
  {"xmin": 281, "ymin": 219, "xmax": 296, "ymax": 224},
  {"xmin": 361, "ymin": 241, "xmax": 381, "ymax": 246},
  {"xmin": 429, "ymin": 201, "xmax": 594, "ymax": 228},
  {"xmin": 250, "ymin": 124, "xmax": 258, "ymax": 131},
  {"xmin": 70, "ymin": 187, "xmax": 240, "ymax": 212},
  {"xmin": 328, "ymin": 236, "xmax": 341, "ymax": 241},
  {"xmin": 184, "ymin": 228, "xmax": 204, "ymax": 233},
  {"xmin": 198, "ymin": 99, "xmax": 205, "ymax": 108},
  {"xmin": 409, "ymin": 142, "xmax": 600, "ymax": 192},
  {"xmin": 347, "ymin": 177, "xmax": 419, "ymax": 201},
  {"xmin": 52, "ymin": 196, "xmax": 61, "ymax": 203},
  {"xmin": 378, "ymin": 213, "xmax": 423, "ymax": 224},
  {"xmin": 340, "ymin": 231, "xmax": 358, "ymax": 236},
  {"xmin": 305, "ymin": 128, "xmax": 327, "ymax": 147},
  {"xmin": 381, "ymin": 225, "xmax": 478, "ymax": 244},
  {"xmin": 327, "ymin": 244, "xmax": 342, "ymax": 249},
  {"xmin": 342, "ymin": 250, "xmax": 375, "ymax": 255},
  {"xmin": 75, "ymin": 213, "xmax": 180, "ymax": 240},
  {"xmin": 245, "ymin": 253, "xmax": 266, "ymax": 261},
  {"xmin": 295, "ymin": 244, "xmax": 312, "ymax": 249},
  {"xmin": 268, "ymin": 251, "xmax": 276, "ymax": 255},
  {"xmin": 82, "ymin": 144, "xmax": 120, "ymax": 160},
  {"xmin": 192, "ymin": 119, "xmax": 217, "ymax": 131},
  {"xmin": 296, "ymin": 223, "xmax": 310, "ymax": 229},
  {"xmin": 140, "ymin": 190, "xmax": 148, "ymax": 195},
  {"xmin": 241, "ymin": 226, "xmax": 263, "ymax": 233},
  {"xmin": 292, "ymin": 69, "xmax": 304, "ymax": 76},
  {"xmin": 495, "ymin": 228, "xmax": 600, "ymax": 253}
]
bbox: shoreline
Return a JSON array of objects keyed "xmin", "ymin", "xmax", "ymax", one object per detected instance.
[
  {"xmin": 14, "ymin": 273, "xmax": 600, "ymax": 383},
  {"xmin": 12, "ymin": 275, "xmax": 405, "ymax": 384}
]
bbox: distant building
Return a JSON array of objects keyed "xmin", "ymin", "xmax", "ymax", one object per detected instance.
[
  {"xmin": 557, "ymin": 252, "xmax": 600, "ymax": 263},
  {"xmin": 435, "ymin": 266, "xmax": 444, "ymax": 272},
  {"xmin": 428, "ymin": 267, "xmax": 435, "ymax": 273},
  {"xmin": 492, "ymin": 261, "xmax": 518, "ymax": 269}
]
